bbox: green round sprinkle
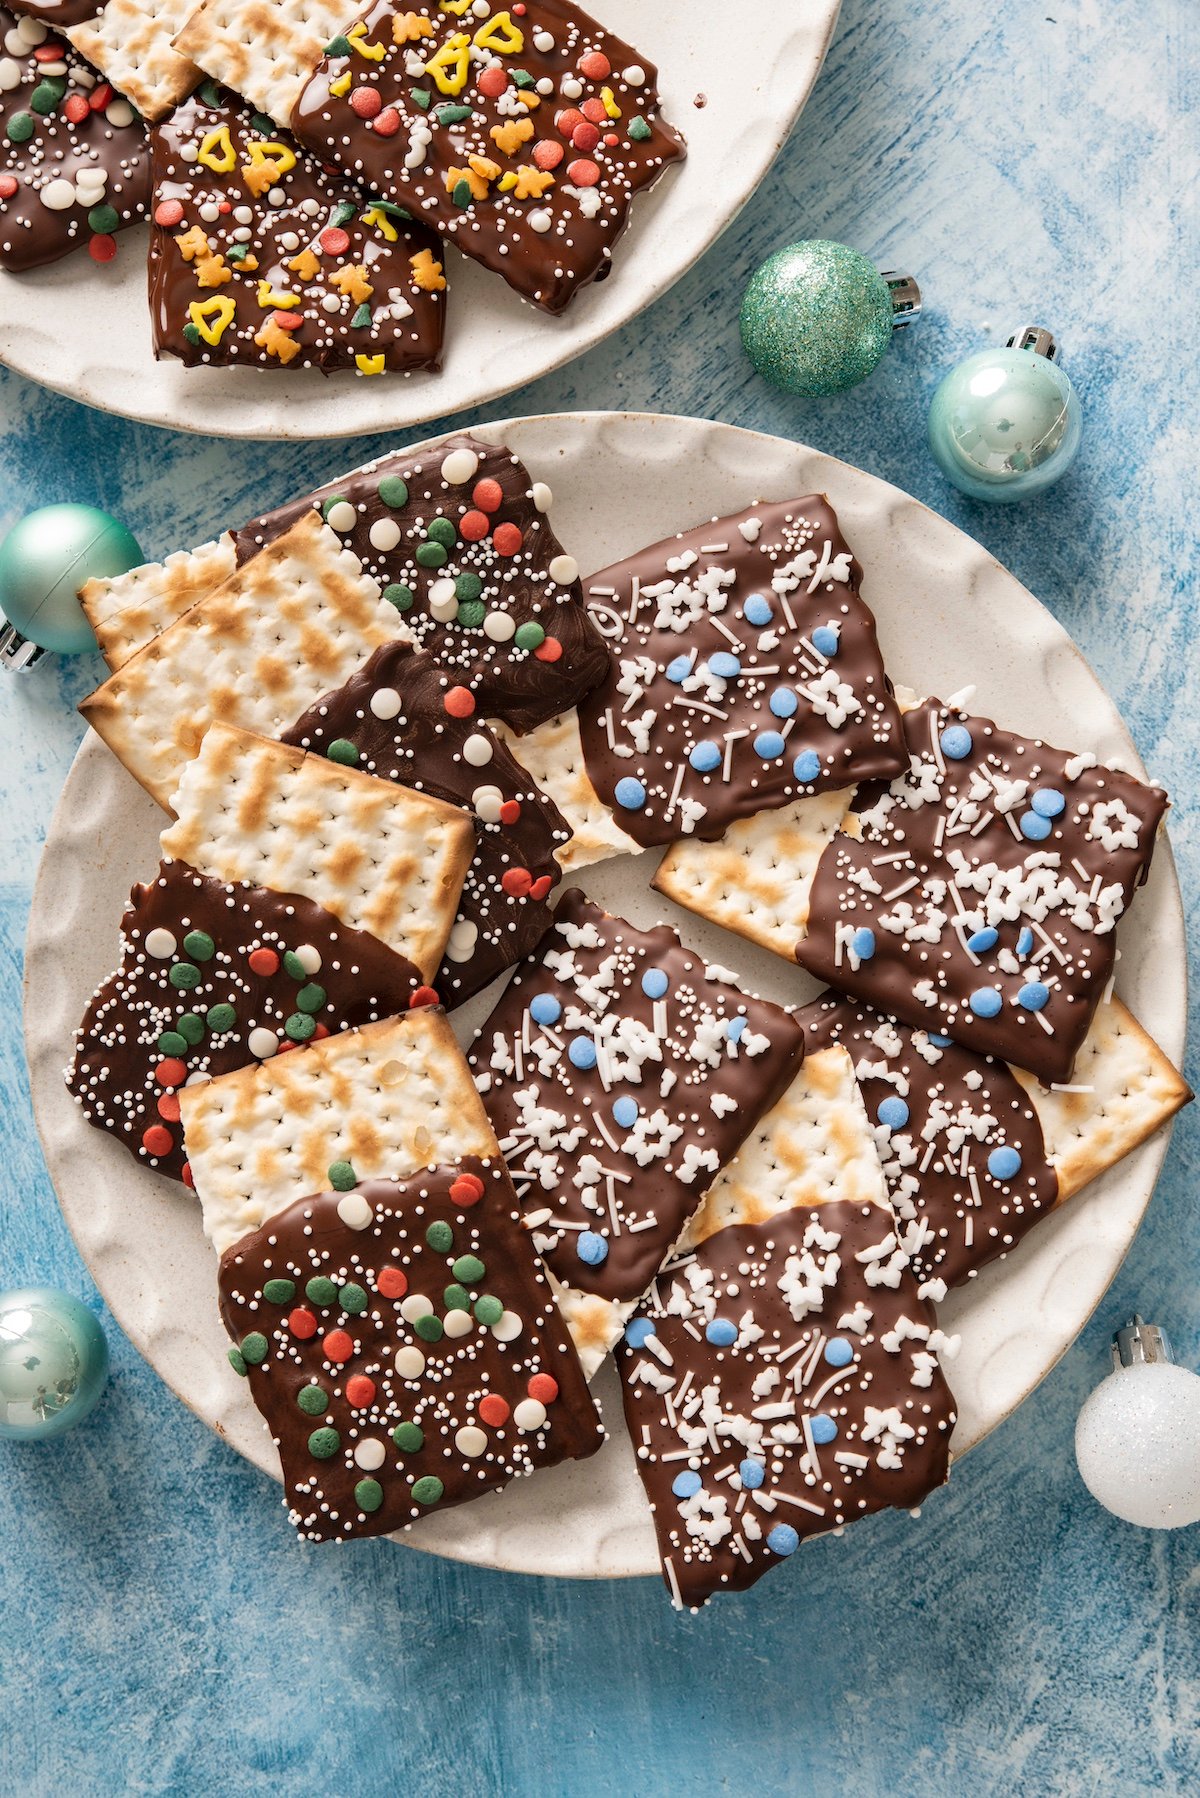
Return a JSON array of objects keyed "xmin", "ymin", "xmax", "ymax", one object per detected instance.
[
  {"xmin": 416, "ymin": 542, "xmax": 447, "ymax": 569},
  {"xmin": 183, "ymin": 930, "xmax": 216, "ymax": 962},
  {"xmin": 412, "ymin": 1475, "xmax": 444, "ymax": 1506},
  {"xmin": 296, "ymin": 982, "xmax": 326, "ymax": 1014},
  {"xmin": 227, "ymin": 1347, "xmax": 247, "ymax": 1377},
  {"xmin": 30, "ymin": 82, "xmax": 62, "ymax": 116},
  {"xmin": 262, "ymin": 1278, "xmax": 296, "ymax": 1305},
  {"xmin": 457, "ymin": 600, "xmax": 486, "ymax": 628},
  {"xmin": 428, "ymin": 517, "xmax": 457, "ymax": 548},
  {"xmin": 355, "ymin": 1478, "xmax": 384, "ymax": 1513},
  {"xmin": 88, "ymin": 203, "xmax": 120, "ymax": 235},
  {"xmin": 339, "ymin": 1282, "xmax": 368, "ymax": 1316},
  {"xmin": 240, "ymin": 1332, "xmax": 268, "ymax": 1366},
  {"xmin": 308, "ymin": 1427, "xmax": 340, "ymax": 1460},
  {"xmin": 205, "ymin": 1002, "xmax": 236, "ymax": 1032},
  {"xmin": 425, "ymin": 1220, "xmax": 454, "ymax": 1253},
  {"xmin": 328, "ymin": 1161, "xmax": 357, "ymax": 1192},
  {"xmin": 473, "ymin": 1294, "xmax": 504, "ymax": 1327},
  {"xmin": 414, "ymin": 1313, "xmax": 444, "ymax": 1343},
  {"xmin": 455, "ymin": 572, "xmax": 483, "ymax": 601},
  {"xmin": 169, "ymin": 962, "xmax": 202, "ymax": 991},
  {"xmin": 322, "ymin": 495, "xmax": 350, "ymax": 521},
  {"xmin": 177, "ymin": 1013, "xmax": 205, "ymax": 1045},
  {"xmin": 443, "ymin": 1283, "xmax": 470, "ymax": 1311},
  {"xmin": 158, "ymin": 1030, "xmax": 188, "ymax": 1056},
  {"xmin": 392, "ymin": 1421, "xmax": 423, "ymax": 1453},
  {"xmin": 514, "ymin": 622, "xmax": 546, "ymax": 652},
  {"xmin": 378, "ymin": 475, "xmax": 409, "ymax": 508},
  {"xmin": 452, "ymin": 1254, "xmax": 485, "ymax": 1286},
  {"xmin": 282, "ymin": 951, "xmax": 307, "ymax": 981},
  {"xmin": 285, "ymin": 1012, "xmax": 316, "ymax": 1042},
  {"xmin": 327, "ymin": 738, "xmax": 359, "ymax": 766},
  {"xmin": 297, "ymin": 1384, "xmax": 327, "ymax": 1415},
  {"xmin": 385, "ymin": 582, "xmax": 414, "ymax": 611},
  {"xmin": 6, "ymin": 113, "xmax": 33, "ymax": 144},
  {"xmin": 305, "ymin": 1276, "xmax": 338, "ymax": 1307}
]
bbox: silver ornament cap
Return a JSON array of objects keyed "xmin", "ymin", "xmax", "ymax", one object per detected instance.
[
  {"xmin": 1007, "ymin": 324, "xmax": 1059, "ymax": 360},
  {"xmin": 1112, "ymin": 1314, "xmax": 1174, "ymax": 1371},
  {"xmin": 0, "ymin": 620, "xmax": 45, "ymax": 673},
  {"xmin": 881, "ymin": 272, "xmax": 922, "ymax": 328}
]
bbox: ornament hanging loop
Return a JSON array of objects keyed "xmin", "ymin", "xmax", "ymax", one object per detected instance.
[
  {"xmin": 1112, "ymin": 1315, "xmax": 1175, "ymax": 1370},
  {"xmin": 882, "ymin": 272, "xmax": 922, "ymax": 328}
]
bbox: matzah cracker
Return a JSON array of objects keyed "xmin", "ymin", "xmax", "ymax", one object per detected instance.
[
  {"xmin": 181, "ymin": 1008, "xmax": 494, "ymax": 1254},
  {"xmin": 67, "ymin": 0, "xmax": 201, "ymax": 121},
  {"xmin": 80, "ymin": 534, "xmax": 237, "ymax": 673},
  {"xmin": 616, "ymin": 1045, "xmax": 958, "ymax": 1610},
  {"xmin": 492, "ymin": 710, "xmax": 638, "ymax": 873},
  {"xmin": 160, "ymin": 724, "xmax": 474, "ymax": 979},
  {"xmin": 173, "ymin": 0, "xmax": 355, "ymax": 128},
  {"xmin": 79, "ymin": 509, "xmax": 409, "ymax": 811}
]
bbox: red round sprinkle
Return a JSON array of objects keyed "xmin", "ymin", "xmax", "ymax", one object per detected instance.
[
  {"xmin": 346, "ymin": 1374, "xmax": 376, "ymax": 1408},
  {"xmin": 450, "ymin": 1173, "xmax": 486, "ymax": 1208},
  {"xmin": 35, "ymin": 40, "xmax": 66, "ymax": 59},
  {"xmin": 248, "ymin": 946, "xmax": 280, "ymax": 976},
  {"xmin": 89, "ymin": 84, "xmax": 113, "ymax": 112},
  {"xmin": 533, "ymin": 139, "xmax": 564, "ymax": 171},
  {"xmin": 64, "ymin": 94, "xmax": 89, "ymax": 124},
  {"xmin": 323, "ymin": 1329, "xmax": 354, "ymax": 1363},
  {"xmin": 570, "ymin": 121, "xmax": 601, "ymax": 153},
  {"xmin": 604, "ymin": 132, "xmax": 619, "ymax": 147},
  {"xmin": 567, "ymin": 158, "xmax": 600, "ymax": 187},
  {"xmin": 409, "ymin": 985, "xmax": 440, "ymax": 1009},
  {"xmin": 181, "ymin": 1162, "xmax": 194, "ymax": 1189},
  {"xmin": 556, "ymin": 107, "xmax": 586, "ymax": 140},
  {"xmin": 498, "ymin": 799, "xmax": 522, "ymax": 825},
  {"xmin": 479, "ymin": 1394, "xmax": 510, "ymax": 1428},
  {"xmin": 373, "ymin": 105, "xmax": 401, "ymax": 137},
  {"xmin": 472, "ymin": 477, "xmax": 504, "ymax": 513},
  {"xmin": 288, "ymin": 1308, "xmax": 318, "ymax": 1340},
  {"xmin": 88, "ymin": 234, "xmax": 117, "ymax": 264},
  {"xmin": 529, "ymin": 875, "xmax": 554, "ymax": 902},
  {"xmin": 156, "ymin": 1092, "xmax": 182, "ymax": 1123},
  {"xmin": 580, "ymin": 97, "xmax": 607, "ymax": 124},
  {"xmin": 513, "ymin": 1, "xmax": 526, "ymax": 13},
  {"xmin": 0, "ymin": 175, "xmax": 17, "ymax": 199},
  {"xmin": 218, "ymin": 200, "xmax": 232, "ymax": 214},
  {"xmin": 527, "ymin": 1373, "xmax": 559, "ymax": 1404},
  {"xmin": 350, "ymin": 85, "xmax": 382, "ymax": 119},
  {"xmin": 492, "ymin": 522, "xmax": 523, "ymax": 557},
  {"xmin": 534, "ymin": 636, "xmax": 563, "ymax": 663},
  {"xmin": 579, "ymin": 50, "xmax": 611, "ymax": 80},
  {"xmin": 501, "ymin": 868, "xmax": 533, "ymax": 898},
  {"xmin": 477, "ymin": 65, "xmax": 508, "ymax": 98},
  {"xmin": 444, "ymin": 685, "xmax": 476, "ymax": 718},
  {"xmin": 154, "ymin": 197, "xmax": 184, "ymax": 228},
  {"xmin": 275, "ymin": 1040, "xmax": 298, "ymax": 1055},
  {"xmin": 319, "ymin": 225, "xmax": 350, "ymax": 256},
  {"xmin": 155, "ymin": 1058, "xmax": 187, "ymax": 1089},
  {"xmin": 142, "ymin": 1124, "xmax": 172, "ymax": 1158},
  {"xmin": 459, "ymin": 508, "xmax": 490, "ymax": 542},
  {"xmin": 377, "ymin": 1266, "xmax": 408, "ymax": 1299},
  {"xmin": 313, "ymin": 1023, "xmax": 330, "ymax": 1040}
]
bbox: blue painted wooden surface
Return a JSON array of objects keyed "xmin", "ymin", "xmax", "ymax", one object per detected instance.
[{"xmin": 1, "ymin": 1, "xmax": 1197, "ymax": 1791}]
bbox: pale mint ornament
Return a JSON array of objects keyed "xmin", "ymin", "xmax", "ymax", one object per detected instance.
[
  {"xmin": 1074, "ymin": 1317, "xmax": 1200, "ymax": 1529},
  {"xmin": 0, "ymin": 503, "xmax": 142, "ymax": 671},
  {"xmin": 740, "ymin": 240, "xmax": 921, "ymax": 397},
  {"xmin": 0, "ymin": 1287, "xmax": 110, "ymax": 1439},
  {"xmin": 928, "ymin": 326, "xmax": 1083, "ymax": 502}
]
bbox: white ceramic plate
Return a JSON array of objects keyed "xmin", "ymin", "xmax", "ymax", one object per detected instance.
[
  {"xmin": 25, "ymin": 412, "xmax": 1185, "ymax": 1578},
  {"xmin": 0, "ymin": 0, "xmax": 840, "ymax": 440}
]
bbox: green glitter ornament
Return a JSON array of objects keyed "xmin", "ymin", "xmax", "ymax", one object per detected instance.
[{"xmin": 739, "ymin": 241, "xmax": 921, "ymax": 398}]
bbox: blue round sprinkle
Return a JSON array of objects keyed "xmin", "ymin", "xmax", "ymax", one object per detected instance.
[
  {"xmin": 969, "ymin": 987, "xmax": 1003, "ymax": 1019},
  {"xmin": 612, "ymin": 1095, "xmax": 639, "ymax": 1129},
  {"xmin": 1020, "ymin": 810, "xmax": 1052, "ymax": 841},
  {"xmin": 811, "ymin": 624, "xmax": 840, "ymax": 657},
  {"xmin": 767, "ymin": 1523, "xmax": 800, "ymax": 1557},
  {"xmin": 940, "ymin": 724, "xmax": 973, "ymax": 760},
  {"xmin": 568, "ymin": 1036, "xmax": 598, "ymax": 1070},
  {"xmin": 988, "ymin": 1145, "xmax": 1022, "ymax": 1182},
  {"xmin": 743, "ymin": 593, "xmax": 773, "ymax": 627},
  {"xmin": 770, "ymin": 686, "xmax": 798, "ymax": 719},
  {"xmin": 689, "ymin": 740, "xmax": 722, "ymax": 773},
  {"xmin": 577, "ymin": 1231, "xmax": 609, "ymax": 1266},
  {"xmin": 967, "ymin": 927, "xmax": 999, "ymax": 954},
  {"xmin": 1032, "ymin": 787, "xmax": 1066, "ymax": 819},
  {"xmin": 709, "ymin": 651, "xmax": 741, "ymax": 681},
  {"xmin": 928, "ymin": 1032, "xmax": 954, "ymax": 1048},
  {"xmin": 824, "ymin": 1337, "xmax": 854, "ymax": 1368},
  {"xmin": 625, "ymin": 1317, "xmax": 656, "ymax": 1349},
  {"xmin": 877, "ymin": 1096, "xmax": 910, "ymax": 1130},
  {"xmin": 754, "ymin": 730, "xmax": 786, "ymax": 760},
  {"xmin": 1016, "ymin": 927, "xmax": 1034, "ymax": 958},
  {"xmin": 615, "ymin": 776, "xmax": 646, "ymax": 811},
  {"xmin": 726, "ymin": 1016, "xmax": 747, "ymax": 1043},
  {"xmin": 1018, "ymin": 981, "xmax": 1050, "ymax": 1012},
  {"xmin": 705, "ymin": 1318, "xmax": 738, "ymax": 1347},
  {"xmin": 793, "ymin": 749, "xmax": 821, "ymax": 784},
  {"xmin": 665, "ymin": 654, "xmax": 692, "ymax": 684},
  {"xmin": 739, "ymin": 1458, "xmax": 765, "ymax": 1489},
  {"xmin": 672, "ymin": 1470, "xmax": 702, "ymax": 1499},
  {"xmin": 810, "ymin": 1414, "xmax": 838, "ymax": 1445},
  {"xmin": 641, "ymin": 968, "xmax": 669, "ymax": 1000},
  {"xmin": 852, "ymin": 926, "xmax": 876, "ymax": 961},
  {"xmin": 529, "ymin": 993, "xmax": 561, "ymax": 1027}
]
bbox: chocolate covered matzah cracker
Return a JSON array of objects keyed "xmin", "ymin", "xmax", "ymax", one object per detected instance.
[
  {"xmin": 466, "ymin": 890, "xmax": 806, "ymax": 1374},
  {"xmin": 174, "ymin": 0, "xmax": 351, "ymax": 128},
  {"xmin": 79, "ymin": 534, "xmax": 238, "ymax": 673},
  {"xmin": 149, "ymin": 84, "xmax": 447, "ymax": 374},
  {"xmin": 617, "ymin": 1046, "xmax": 958, "ymax": 1610},
  {"xmin": 64, "ymin": 0, "xmax": 200, "ymax": 121},
  {"xmin": 284, "ymin": 638, "xmax": 568, "ymax": 1006}
]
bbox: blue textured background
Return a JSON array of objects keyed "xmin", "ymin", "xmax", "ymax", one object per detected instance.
[{"xmin": 2, "ymin": 1, "xmax": 1197, "ymax": 1792}]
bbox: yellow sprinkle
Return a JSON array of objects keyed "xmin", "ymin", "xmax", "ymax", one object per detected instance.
[
  {"xmin": 498, "ymin": 171, "xmax": 518, "ymax": 192},
  {"xmin": 346, "ymin": 19, "xmax": 386, "ymax": 59},
  {"xmin": 255, "ymin": 280, "xmax": 300, "ymax": 309},
  {"xmin": 363, "ymin": 204, "xmax": 399, "ymax": 241},
  {"xmin": 330, "ymin": 70, "xmax": 352, "ymax": 97},
  {"xmin": 245, "ymin": 139, "xmax": 297, "ymax": 173},
  {"xmin": 438, "ymin": 0, "xmax": 471, "ymax": 12},
  {"xmin": 472, "ymin": 10, "xmax": 523, "ymax": 54},
  {"xmin": 356, "ymin": 353, "xmax": 386, "ymax": 375},
  {"xmin": 196, "ymin": 126, "xmax": 236, "ymax": 174},
  {"xmin": 188, "ymin": 296, "xmax": 237, "ymax": 346},
  {"xmin": 424, "ymin": 31, "xmax": 470, "ymax": 95},
  {"xmin": 600, "ymin": 86, "xmax": 621, "ymax": 120}
]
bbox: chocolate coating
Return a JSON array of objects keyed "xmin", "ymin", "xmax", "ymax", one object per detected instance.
[
  {"xmin": 233, "ymin": 431, "xmax": 609, "ymax": 733},
  {"xmin": 68, "ymin": 858, "xmax": 422, "ymax": 1184},
  {"xmin": 284, "ymin": 639, "xmax": 568, "ymax": 1006},
  {"xmin": 617, "ymin": 1200, "xmax": 958, "ymax": 1609},
  {"xmin": 218, "ymin": 1159, "xmax": 605, "ymax": 1543},
  {"xmin": 797, "ymin": 699, "xmax": 1168, "ymax": 1084},
  {"xmin": 9, "ymin": 2, "xmax": 103, "ymax": 23},
  {"xmin": 577, "ymin": 495, "xmax": 907, "ymax": 846},
  {"xmin": 293, "ymin": 0, "xmax": 684, "ymax": 315},
  {"xmin": 467, "ymin": 889, "xmax": 806, "ymax": 1303}
]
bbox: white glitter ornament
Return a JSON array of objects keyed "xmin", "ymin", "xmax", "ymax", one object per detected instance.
[{"xmin": 1075, "ymin": 1318, "xmax": 1200, "ymax": 1530}]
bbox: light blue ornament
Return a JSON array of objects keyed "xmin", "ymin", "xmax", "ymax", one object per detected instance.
[
  {"xmin": 928, "ymin": 326, "xmax": 1083, "ymax": 502},
  {"xmin": 0, "ymin": 503, "xmax": 142, "ymax": 670},
  {"xmin": 0, "ymin": 1287, "xmax": 109, "ymax": 1439},
  {"xmin": 740, "ymin": 240, "xmax": 921, "ymax": 397}
]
